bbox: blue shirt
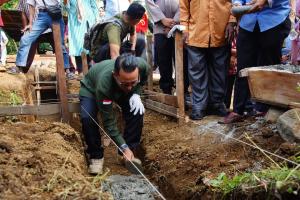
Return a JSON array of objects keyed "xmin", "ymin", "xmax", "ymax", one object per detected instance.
[{"xmin": 233, "ymin": 0, "xmax": 290, "ymax": 32}]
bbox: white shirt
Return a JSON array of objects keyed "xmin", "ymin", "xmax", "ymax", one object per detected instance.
[
  {"xmin": 27, "ymin": 0, "xmax": 60, "ymax": 9},
  {"xmin": 105, "ymin": 0, "xmax": 130, "ymax": 19},
  {"xmin": 0, "ymin": 30, "xmax": 8, "ymax": 47}
]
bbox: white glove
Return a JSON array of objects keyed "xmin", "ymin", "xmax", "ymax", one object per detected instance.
[
  {"xmin": 167, "ymin": 25, "xmax": 186, "ymax": 38},
  {"xmin": 129, "ymin": 94, "xmax": 145, "ymax": 115}
]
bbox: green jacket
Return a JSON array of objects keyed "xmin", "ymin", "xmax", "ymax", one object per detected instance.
[{"xmin": 79, "ymin": 58, "xmax": 149, "ymax": 147}]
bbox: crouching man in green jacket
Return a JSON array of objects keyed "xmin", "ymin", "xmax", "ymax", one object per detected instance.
[{"xmin": 79, "ymin": 54, "xmax": 149, "ymax": 174}]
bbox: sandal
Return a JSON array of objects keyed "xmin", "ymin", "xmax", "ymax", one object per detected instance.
[{"xmin": 7, "ymin": 66, "xmax": 22, "ymax": 75}]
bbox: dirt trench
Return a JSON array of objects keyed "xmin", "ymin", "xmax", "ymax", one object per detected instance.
[
  {"xmin": 0, "ymin": 58, "xmax": 299, "ymax": 199},
  {"xmin": 141, "ymin": 112, "xmax": 299, "ymax": 200}
]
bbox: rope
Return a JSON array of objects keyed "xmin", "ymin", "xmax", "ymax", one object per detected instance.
[{"xmin": 80, "ymin": 105, "xmax": 167, "ymax": 200}]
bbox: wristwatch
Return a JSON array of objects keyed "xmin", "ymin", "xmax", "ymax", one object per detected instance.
[{"xmin": 120, "ymin": 144, "xmax": 129, "ymax": 152}]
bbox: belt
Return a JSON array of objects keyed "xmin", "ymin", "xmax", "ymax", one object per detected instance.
[{"xmin": 39, "ymin": 8, "xmax": 47, "ymax": 12}]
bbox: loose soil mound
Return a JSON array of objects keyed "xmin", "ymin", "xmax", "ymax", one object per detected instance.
[
  {"xmin": 0, "ymin": 121, "xmax": 111, "ymax": 200},
  {"xmin": 0, "ymin": 73, "xmax": 29, "ymax": 105}
]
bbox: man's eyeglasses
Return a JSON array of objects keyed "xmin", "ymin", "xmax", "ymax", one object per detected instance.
[{"xmin": 114, "ymin": 76, "xmax": 140, "ymax": 88}]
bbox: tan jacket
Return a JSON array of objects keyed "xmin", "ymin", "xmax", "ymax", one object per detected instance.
[{"xmin": 180, "ymin": 0, "xmax": 235, "ymax": 48}]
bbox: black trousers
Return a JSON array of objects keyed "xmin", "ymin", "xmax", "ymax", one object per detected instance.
[
  {"xmin": 80, "ymin": 96, "xmax": 144, "ymax": 159},
  {"xmin": 75, "ymin": 55, "xmax": 92, "ymax": 73},
  {"xmin": 93, "ymin": 37, "xmax": 146, "ymax": 63},
  {"xmin": 187, "ymin": 45, "xmax": 230, "ymax": 111},
  {"xmin": 154, "ymin": 34, "xmax": 190, "ymax": 94},
  {"xmin": 225, "ymin": 74, "xmax": 235, "ymax": 109},
  {"xmin": 233, "ymin": 18, "xmax": 291, "ymax": 115},
  {"xmin": 155, "ymin": 34, "xmax": 174, "ymax": 93}
]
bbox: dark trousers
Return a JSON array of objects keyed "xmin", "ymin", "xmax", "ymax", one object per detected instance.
[
  {"xmin": 75, "ymin": 55, "xmax": 92, "ymax": 73},
  {"xmin": 233, "ymin": 18, "xmax": 291, "ymax": 115},
  {"xmin": 154, "ymin": 34, "xmax": 190, "ymax": 94},
  {"xmin": 225, "ymin": 74, "xmax": 235, "ymax": 109},
  {"xmin": 187, "ymin": 45, "xmax": 229, "ymax": 111},
  {"xmin": 80, "ymin": 96, "xmax": 144, "ymax": 159},
  {"xmin": 155, "ymin": 34, "xmax": 174, "ymax": 93},
  {"xmin": 93, "ymin": 37, "xmax": 146, "ymax": 63}
]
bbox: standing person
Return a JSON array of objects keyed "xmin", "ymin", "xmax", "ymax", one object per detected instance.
[
  {"xmin": 146, "ymin": 0, "xmax": 177, "ymax": 95},
  {"xmin": 225, "ymin": 31, "xmax": 237, "ymax": 109},
  {"xmin": 0, "ymin": 27, "xmax": 8, "ymax": 67},
  {"xmin": 64, "ymin": 0, "xmax": 99, "ymax": 75},
  {"xmin": 86, "ymin": 3, "xmax": 146, "ymax": 63},
  {"xmin": 0, "ymin": 10, "xmax": 8, "ymax": 68},
  {"xmin": 104, "ymin": 0, "xmax": 131, "ymax": 19},
  {"xmin": 146, "ymin": 0, "xmax": 190, "ymax": 99},
  {"xmin": 222, "ymin": 0, "xmax": 291, "ymax": 124},
  {"xmin": 180, "ymin": 0, "xmax": 236, "ymax": 120},
  {"xmin": 79, "ymin": 54, "xmax": 149, "ymax": 174},
  {"xmin": 16, "ymin": 0, "xmax": 55, "ymax": 68},
  {"xmin": 291, "ymin": 0, "xmax": 300, "ymax": 64},
  {"xmin": 8, "ymin": 0, "xmax": 74, "ymax": 79}
]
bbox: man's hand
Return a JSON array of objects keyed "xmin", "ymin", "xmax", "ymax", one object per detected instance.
[
  {"xmin": 123, "ymin": 148, "xmax": 134, "ymax": 161},
  {"xmin": 182, "ymin": 31, "xmax": 189, "ymax": 44},
  {"xmin": 247, "ymin": 0, "xmax": 268, "ymax": 13},
  {"xmin": 225, "ymin": 22, "xmax": 236, "ymax": 44},
  {"xmin": 161, "ymin": 18, "xmax": 175, "ymax": 28},
  {"xmin": 22, "ymin": 24, "xmax": 32, "ymax": 33},
  {"xmin": 129, "ymin": 94, "xmax": 145, "ymax": 115}
]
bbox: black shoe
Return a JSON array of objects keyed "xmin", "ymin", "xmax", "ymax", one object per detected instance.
[
  {"xmin": 207, "ymin": 104, "xmax": 228, "ymax": 117},
  {"xmin": 189, "ymin": 110, "xmax": 205, "ymax": 120}
]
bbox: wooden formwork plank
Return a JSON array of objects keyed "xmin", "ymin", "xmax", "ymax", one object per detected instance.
[
  {"xmin": 145, "ymin": 99, "xmax": 178, "ymax": 118},
  {"xmin": 0, "ymin": 102, "xmax": 80, "ymax": 116},
  {"xmin": 52, "ymin": 23, "xmax": 70, "ymax": 123},
  {"xmin": 144, "ymin": 90, "xmax": 178, "ymax": 107},
  {"xmin": 246, "ymin": 69, "xmax": 300, "ymax": 108},
  {"xmin": 175, "ymin": 32, "xmax": 185, "ymax": 124}
]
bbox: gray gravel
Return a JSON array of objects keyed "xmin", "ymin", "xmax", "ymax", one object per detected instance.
[{"xmin": 102, "ymin": 175, "xmax": 157, "ymax": 200}]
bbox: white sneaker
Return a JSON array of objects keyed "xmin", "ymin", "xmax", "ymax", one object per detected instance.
[{"xmin": 88, "ymin": 158, "xmax": 104, "ymax": 175}]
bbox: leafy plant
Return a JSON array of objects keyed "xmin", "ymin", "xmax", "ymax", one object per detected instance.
[
  {"xmin": 209, "ymin": 172, "xmax": 253, "ymax": 195},
  {"xmin": 209, "ymin": 167, "xmax": 300, "ymax": 196},
  {"xmin": 7, "ymin": 37, "xmax": 18, "ymax": 55},
  {"xmin": 1, "ymin": 0, "xmax": 18, "ymax": 10},
  {"xmin": 9, "ymin": 91, "xmax": 22, "ymax": 106}
]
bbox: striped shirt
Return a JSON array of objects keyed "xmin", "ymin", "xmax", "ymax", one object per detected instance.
[{"xmin": 17, "ymin": 0, "xmax": 38, "ymax": 22}]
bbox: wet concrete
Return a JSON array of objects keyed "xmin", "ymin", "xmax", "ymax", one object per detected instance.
[{"xmin": 102, "ymin": 175, "xmax": 157, "ymax": 200}]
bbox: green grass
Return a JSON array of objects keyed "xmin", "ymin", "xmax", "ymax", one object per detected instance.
[
  {"xmin": 209, "ymin": 166, "xmax": 300, "ymax": 197},
  {"xmin": 0, "ymin": 90, "xmax": 23, "ymax": 106},
  {"xmin": 9, "ymin": 91, "xmax": 23, "ymax": 106}
]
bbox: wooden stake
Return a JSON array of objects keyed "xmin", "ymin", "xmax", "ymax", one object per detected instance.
[
  {"xmin": 146, "ymin": 34, "xmax": 153, "ymax": 91},
  {"xmin": 175, "ymin": 32, "xmax": 185, "ymax": 124},
  {"xmin": 81, "ymin": 52, "xmax": 89, "ymax": 75},
  {"xmin": 34, "ymin": 66, "xmax": 41, "ymax": 106},
  {"xmin": 52, "ymin": 22, "xmax": 70, "ymax": 123}
]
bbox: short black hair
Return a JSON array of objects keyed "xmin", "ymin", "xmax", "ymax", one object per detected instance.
[
  {"xmin": 114, "ymin": 54, "xmax": 139, "ymax": 74},
  {"xmin": 126, "ymin": 3, "xmax": 145, "ymax": 20}
]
